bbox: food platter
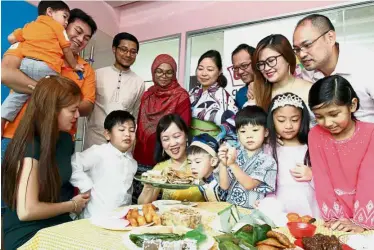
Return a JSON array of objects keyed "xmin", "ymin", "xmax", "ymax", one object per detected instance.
[
  {"xmin": 90, "ymin": 204, "xmax": 160, "ymax": 231},
  {"xmin": 122, "ymin": 226, "xmax": 216, "ymax": 250},
  {"xmin": 134, "ymin": 175, "xmax": 200, "ymax": 190}
]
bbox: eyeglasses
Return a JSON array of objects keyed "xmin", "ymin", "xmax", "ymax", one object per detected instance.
[
  {"xmin": 155, "ymin": 68, "xmax": 174, "ymax": 78},
  {"xmin": 256, "ymin": 55, "xmax": 282, "ymax": 71},
  {"xmin": 293, "ymin": 30, "xmax": 330, "ymax": 54},
  {"xmin": 116, "ymin": 46, "xmax": 137, "ymax": 57},
  {"xmin": 233, "ymin": 62, "xmax": 251, "ymax": 73}
]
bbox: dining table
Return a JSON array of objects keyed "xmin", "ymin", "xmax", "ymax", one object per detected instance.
[{"xmin": 19, "ymin": 202, "xmax": 373, "ymax": 250}]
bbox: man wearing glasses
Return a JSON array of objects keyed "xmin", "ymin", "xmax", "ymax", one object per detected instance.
[
  {"xmin": 231, "ymin": 44, "xmax": 256, "ymax": 109},
  {"xmin": 84, "ymin": 32, "xmax": 145, "ymax": 149},
  {"xmin": 293, "ymin": 14, "xmax": 374, "ymax": 123}
]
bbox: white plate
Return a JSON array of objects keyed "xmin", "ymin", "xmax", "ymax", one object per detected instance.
[
  {"xmin": 90, "ymin": 217, "xmax": 130, "ymax": 231},
  {"xmin": 339, "ymin": 234, "xmax": 374, "ymax": 249},
  {"xmin": 90, "ymin": 216, "xmax": 154, "ymax": 231},
  {"xmin": 152, "ymin": 200, "xmax": 198, "ymax": 208},
  {"xmin": 123, "ymin": 226, "xmax": 215, "ymax": 250}
]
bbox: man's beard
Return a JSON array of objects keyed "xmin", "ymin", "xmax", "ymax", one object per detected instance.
[{"xmin": 117, "ymin": 61, "xmax": 130, "ymax": 70}]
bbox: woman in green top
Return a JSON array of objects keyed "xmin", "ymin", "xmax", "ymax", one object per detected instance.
[
  {"xmin": 1, "ymin": 76, "xmax": 90, "ymax": 250},
  {"xmin": 138, "ymin": 114, "xmax": 204, "ymax": 204}
]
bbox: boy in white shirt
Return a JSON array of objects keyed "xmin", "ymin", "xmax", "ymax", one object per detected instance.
[{"xmin": 70, "ymin": 110, "xmax": 137, "ymax": 218}]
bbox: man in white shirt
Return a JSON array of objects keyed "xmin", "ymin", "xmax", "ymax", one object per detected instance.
[
  {"xmin": 71, "ymin": 110, "xmax": 137, "ymax": 218},
  {"xmin": 293, "ymin": 14, "xmax": 374, "ymax": 123},
  {"xmin": 84, "ymin": 32, "xmax": 145, "ymax": 149}
]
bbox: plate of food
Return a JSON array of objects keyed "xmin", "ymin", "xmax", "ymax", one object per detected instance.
[
  {"xmin": 123, "ymin": 225, "xmax": 215, "ymax": 250},
  {"xmin": 90, "ymin": 204, "xmax": 161, "ymax": 231},
  {"xmin": 294, "ymin": 234, "xmax": 354, "ymax": 250},
  {"xmin": 152, "ymin": 200, "xmax": 198, "ymax": 208},
  {"xmin": 135, "ymin": 168, "xmax": 201, "ymax": 189}
]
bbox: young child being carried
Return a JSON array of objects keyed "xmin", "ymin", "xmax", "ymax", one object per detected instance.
[
  {"xmin": 187, "ymin": 133, "xmax": 227, "ymax": 202},
  {"xmin": 261, "ymin": 93, "xmax": 320, "ymax": 218},
  {"xmin": 70, "ymin": 111, "xmax": 137, "ymax": 218},
  {"xmin": 218, "ymin": 106, "xmax": 277, "ymax": 209},
  {"xmin": 1, "ymin": 1, "xmax": 84, "ymax": 133}
]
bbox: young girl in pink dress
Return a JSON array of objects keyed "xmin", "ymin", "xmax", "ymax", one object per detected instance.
[
  {"xmin": 308, "ymin": 75, "xmax": 374, "ymax": 232},
  {"xmin": 264, "ymin": 92, "xmax": 320, "ymax": 218}
]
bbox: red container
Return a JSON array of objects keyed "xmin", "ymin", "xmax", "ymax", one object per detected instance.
[{"xmin": 287, "ymin": 222, "xmax": 317, "ymax": 239}]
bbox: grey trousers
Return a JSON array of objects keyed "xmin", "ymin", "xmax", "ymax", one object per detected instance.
[{"xmin": 1, "ymin": 58, "xmax": 57, "ymax": 121}]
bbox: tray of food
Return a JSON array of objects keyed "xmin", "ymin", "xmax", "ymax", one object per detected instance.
[
  {"xmin": 90, "ymin": 204, "xmax": 161, "ymax": 231},
  {"xmin": 135, "ymin": 168, "xmax": 201, "ymax": 189},
  {"xmin": 123, "ymin": 225, "xmax": 215, "ymax": 250}
]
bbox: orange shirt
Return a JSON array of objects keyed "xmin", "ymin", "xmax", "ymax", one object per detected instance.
[
  {"xmin": 13, "ymin": 15, "xmax": 71, "ymax": 73},
  {"xmin": 3, "ymin": 46, "xmax": 96, "ymax": 140}
]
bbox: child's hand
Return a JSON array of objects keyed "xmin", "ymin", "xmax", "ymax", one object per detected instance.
[
  {"xmin": 253, "ymin": 200, "xmax": 260, "ymax": 208},
  {"xmin": 290, "ymin": 163, "xmax": 312, "ymax": 182},
  {"xmin": 75, "ymin": 64, "xmax": 85, "ymax": 72},
  {"xmin": 276, "ymin": 134, "xmax": 284, "ymax": 146},
  {"xmin": 226, "ymin": 147, "xmax": 237, "ymax": 166},
  {"xmin": 218, "ymin": 144, "xmax": 229, "ymax": 166}
]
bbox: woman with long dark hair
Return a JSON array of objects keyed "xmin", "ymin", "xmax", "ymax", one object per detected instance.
[
  {"xmin": 2, "ymin": 76, "xmax": 90, "ymax": 249},
  {"xmin": 250, "ymin": 35, "xmax": 313, "ymax": 116}
]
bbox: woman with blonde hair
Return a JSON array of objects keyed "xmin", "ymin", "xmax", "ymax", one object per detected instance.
[{"xmin": 2, "ymin": 75, "xmax": 90, "ymax": 249}]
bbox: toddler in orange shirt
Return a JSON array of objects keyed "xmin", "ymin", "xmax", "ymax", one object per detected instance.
[{"xmin": 1, "ymin": 1, "xmax": 84, "ymax": 133}]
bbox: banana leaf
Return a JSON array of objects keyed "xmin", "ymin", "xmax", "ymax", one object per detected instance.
[
  {"xmin": 129, "ymin": 233, "xmax": 183, "ymax": 247},
  {"xmin": 238, "ymin": 209, "xmax": 276, "ymax": 228},
  {"xmin": 218, "ymin": 241, "xmax": 242, "ymax": 250},
  {"xmin": 183, "ymin": 224, "xmax": 207, "ymax": 244},
  {"xmin": 238, "ymin": 239, "xmax": 257, "ymax": 250},
  {"xmin": 217, "ymin": 204, "xmax": 241, "ymax": 233}
]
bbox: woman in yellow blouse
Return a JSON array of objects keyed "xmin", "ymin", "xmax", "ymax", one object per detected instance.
[{"xmin": 138, "ymin": 114, "xmax": 204, "ymax": 204}]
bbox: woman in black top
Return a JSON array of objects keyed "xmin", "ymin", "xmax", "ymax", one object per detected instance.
[{"xmin": 2, "ymin": 75, "xmax": 90, "ymax": 249}]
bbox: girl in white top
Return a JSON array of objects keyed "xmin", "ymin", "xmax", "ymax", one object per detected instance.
[
  {"xmin": 263, "ymin": 93, "xmax": 320, "ymax": 217},
  {"xmin": 70, "ymin": 110, "xmax": 138, "ymax": 218}
]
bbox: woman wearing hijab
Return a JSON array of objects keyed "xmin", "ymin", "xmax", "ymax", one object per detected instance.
[{"xmin": 132, "ymin": 54, "xmax": 191, "ymax": 203}]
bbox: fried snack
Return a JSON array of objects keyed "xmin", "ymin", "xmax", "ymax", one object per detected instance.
[
  {"xmin": 301, "ymin": 215, "xmax": 313, "ymax": 223},
  {"xmin": 152, "ymin": 214, "xmax": 161, "ymax": 225},
  {"xmin": 287, "ymin": 212, "xmax": 301, "ymax": 222},
  {"xmin": 126, "ymin": 209, "xmax": 133, "ymax": 220},
  {"xmin": 256, "ymin": 245, "xmax": 281, "ymax": 250},
  {"xmin": 266, "ymin": 231, "xmax": 294, "ymax": 248},
  {"xmin": 145, "ymin": 213, "xmax": 153, "ymax": 223},
  {"xmin": 129, "ymin": 218, "xmax": 138, "ymax": 227},
  {"xmin": 131, "ymin": 209, "xmax": 140, "ymax": 219},
  {"xmin": 137, "ymin": 216, "xmax": 146, "ymax": 226},
  {"xmin": 256, "ymin": 238, "xmax": 286, "ymax": 248},
  {"xmin": 143, "ymin": 204, "xmax": 150, "ymax": 215},
  {"xmin": 166, "ymin": 169, "xmax": 196, "ymax": 184}
]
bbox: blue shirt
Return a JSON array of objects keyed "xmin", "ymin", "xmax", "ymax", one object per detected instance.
[{"xmin": 235, "ymin": 85, "xmax": 248, "ymax": 110}]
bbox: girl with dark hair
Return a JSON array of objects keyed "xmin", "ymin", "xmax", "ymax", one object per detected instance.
[
  {"xmin": 138, "ymin": 114, "xmax": 204, "ymax": 204},
  {"xmin": 1, "ymin": 76, "xmax": 90, "ymax": 249},
  {"xmin": 189, "ymin": 50, "xmax": 238, "ymax": 144},
  {"xmin": 249, "ymin": 34, "xmax": 315, "ymax": 126},
  {"xmin": 261, "ymin": 93, "xmax": 320, "ymax": 217},
  {"xmin": 308, "ymin": 75, "xmax": 374, "ymax": 231}
]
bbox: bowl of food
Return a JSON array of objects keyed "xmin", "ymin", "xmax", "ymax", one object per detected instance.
[{"xmin": 287, "ymin": 222, "xmax": 316, "ymax": 239}]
